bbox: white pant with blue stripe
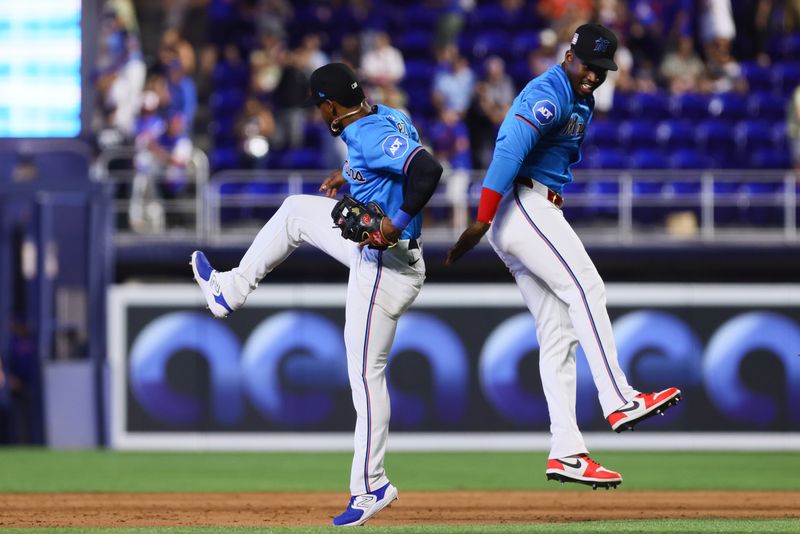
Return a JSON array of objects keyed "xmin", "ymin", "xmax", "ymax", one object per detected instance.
[
  {"xmin": 489, "ymin": 183, "xmax": 638, "ymax": 459},
  {"xmin": 222, "ymin": 195, "xmax": 425, "ymax": 495}
]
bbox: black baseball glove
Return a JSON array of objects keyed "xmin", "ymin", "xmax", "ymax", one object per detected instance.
[{"xmin": 331, "ymin": 195, "xmax": 396, "ymax": 248}]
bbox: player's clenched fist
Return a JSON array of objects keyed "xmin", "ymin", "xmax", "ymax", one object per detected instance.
[{"xmin": 320, "ymin": 169, "xmax": 347, "ymax": 198}]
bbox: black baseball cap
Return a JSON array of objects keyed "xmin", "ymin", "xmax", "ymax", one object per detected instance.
[
  {"xmin": 570, "ymin": 23, "xmax": 618, "ymax": 71},
  {"xmin": 304, "ymin": 62, "xmax": 365, "ymax": 107}
]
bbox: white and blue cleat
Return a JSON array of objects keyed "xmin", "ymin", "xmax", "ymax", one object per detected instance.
[
  {"xmin": 190, "ymin": 251, "xmax": 235, "ymax": 318},
  {"xmin": 333, "ymin": 481, "xmax": 398, "ymax": 527}
]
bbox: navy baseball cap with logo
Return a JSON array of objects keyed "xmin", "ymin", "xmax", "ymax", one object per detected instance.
[
  {"xmin": 304, "ymin": 62, "xmax": 365, "ymax": 107},
  {"xmin": 570, "ymin": 23, "xmax": 618, "ymax": 71}
]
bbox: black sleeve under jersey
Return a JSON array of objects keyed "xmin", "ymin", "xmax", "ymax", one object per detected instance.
[{"xmin": 401, "ymin": 149, "xmax": 443, "ymax": 216}]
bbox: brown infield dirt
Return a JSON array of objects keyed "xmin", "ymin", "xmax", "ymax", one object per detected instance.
[{"xmin": 1, "ymin": 491, "xmax": 799, "ymax": 527}]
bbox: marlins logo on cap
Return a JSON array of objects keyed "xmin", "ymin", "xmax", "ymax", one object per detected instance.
[{"xmin": 570, "ymin": 23, "xmax": 619, "ymax": 71}]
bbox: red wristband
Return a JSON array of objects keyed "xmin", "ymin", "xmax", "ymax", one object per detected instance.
[{"xmin": 476, "ymin": 187, "xmax": 503, "ymax": 223}]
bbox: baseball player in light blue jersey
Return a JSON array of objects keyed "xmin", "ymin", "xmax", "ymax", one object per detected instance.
[
  {"xmin": 191, "ymin": 63, "xmax": 442, "ymax": 525},
  {"xmin": 447, "ymin": 24, "xmax": 681, "ymax": 489}
]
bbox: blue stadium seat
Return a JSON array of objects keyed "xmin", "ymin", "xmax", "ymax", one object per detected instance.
[
  {"xmin": 740, "ymin": 62, "xmax": 773, "ymax": 93},
  {"xmin": 585, "ymin": 149, "xmax": 627, "ymax": 169},
  {"xmin": 282, "ymin": 148, "xmax": 323, "ymax": 169},
  {"xmin": 626, "ymin": 91, "xmax": 670, "ymax": 120},
  {"xmin": 508, "ymin": 58, "xmax": 533, "ymax": 87},
  {"xmin": 656, "ymin": 120, "xmax": 695, "ymax": 150},
  {"xmin": 585, "ymin": 180, "xmax": 620, "ymax": 219},
  {"xmin": 629, "ymin": 149, "xmax": 669, "ymax": 169},
  {"xmin": 668, "ymin": 149, "xmax": 709, "ymax": 169},
  {"xmin": 771, "ymin": 122, "xmax": 789, "ymax": 151},
  {"xmin": 708, "ymin": 92, "xmax": 748, "ymax": 121},
  {"xmin": 466, "ymin": 31, "xmax": 509, "ymax": 59},
  {"xmin": 747, "ymin": 92, "xmax": 786, "ymax": 121},
  {"xmin": 561, "ymin": 182, "xmax": 588, "ymax": 222},
  {"xmin": 735, "ymin": 121, "xmax": 773, "ymax": 152},
  {"xmin": 669, "ymin": 93, "xmax": 711, "ymax": 120},
  {"xmin": 511, "ymin": 32, "xmax": 540, "ymax": 59},
  {"xmin": 695, "ymin": 120, "xmax": 737, "ymax": 166},
  {"xmin": 404, "ymin": 59, "xmax": 436, "ymax": 84},
  {"xmin": 403, "ymin": 5, "xmax": 442, "ymax": 28},
  {"xmin": 749, "ymin": 149, "xmax": 792, "ymax": 169},
  {"xmin": 396, "ymin": 30, "xmax": 433, "ymax": 58},
  {"xmin": 663, "ymin": 179, "xmax": 701, "ymax": 195},
  {"xmin": 210, "ymin": 88, "xmax": 245, "ymax": 116},
  {"xmin": 713, "ymin": 181, "xmax": 740, "ymax": 225},
  {"xmin": 619, "ymin": 120, "xmax": 658, "ymax": 149},
  {"xmin": 210, "ymin": 147, "xmax": 241, "ymax": 170},
  {"xmin": 739, "ymin": 181, "xmax": 785, "ymax": 226},
  {"xmin": 772, "ymin": 62, "xmax": 800, "ymax": 94},
  {"xmin": 584, "ymin": 120, "xmax": 619, "ymax": 148}
]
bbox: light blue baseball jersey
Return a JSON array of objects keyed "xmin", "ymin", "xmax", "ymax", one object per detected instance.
[
  {"xmin": 483, "ymin": 64, "xmax": 593, "ymax": 196},
  {"xmin": 339, "ymin": 104, "xmax": 424, "ymax": 240}
]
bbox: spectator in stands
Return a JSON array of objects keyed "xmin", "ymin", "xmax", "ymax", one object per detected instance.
[
  {"xmin": 166, "ymin": 56, "xmax": 198, "ymax": 135},
  {"xmin": 529, "ymin": 28, "xmax": 561, "ymax": 78},
  {"xmin": 271, "ymin": 49, "xmax": 309, "ymax": 150},
  {"xmin": 333, "ymin": 33, "xmax": 362, "ymax": 71},
  {"xmin": 660, "ymin": 35, "xmax": 706, "ymax": 94},
  {"xmin": 95, "ymin": 5, "xmax": 146, "ymax": 145},
  {"xmin": 250, "ymin": 36, "xmax": 284, "ymax": 98},
  {"xmin": 130, "ymin": 87, "xmax": 194, "ymax": 233},
  {"xmin": 161, "ymin": 28, "xmax": 196, "ymax": 76},
  {"xmin": 434, "ymin": 0, "xmax": 470, "ymax": 50},
  {"xmin": 466, "ymin": 56, "xmax": 514, "ymax": 168},
  {"xmin": 788, "ymin": 84, "xmax": 800, "ymax": 171},
  {"xmin": 237, "ymin": 96, "xmax": 276, "ymax": 169},
  {"xmin": 429, "ymin": 108, "xmax": 472, "ymax": 171},
  {"xmin": 255, "ymin": 0, "xmax": 293, "ymax": 39},
  {"xmin": 432, "ymin": 44, "xmax": 475, "ymax": 116},
  {"xmin": 361, "ymin": 31, "xmax": 406, "ymax": 87},
  {"xmin": 300, "ymin": 34, "xmax": 330, "ymax": 76}
]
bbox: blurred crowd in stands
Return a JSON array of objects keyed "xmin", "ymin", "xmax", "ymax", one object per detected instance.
[{"xmin": 92, "ymin": 0, "xmax": 800, "ymax": 185}]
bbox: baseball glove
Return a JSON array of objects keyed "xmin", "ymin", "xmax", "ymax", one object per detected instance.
[{"xmin": 331, "ymin": 195, "xmax": 396, "ymax": 248}]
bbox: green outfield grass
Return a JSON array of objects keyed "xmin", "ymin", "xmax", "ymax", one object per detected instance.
[
  {"xmin": 0, "ymin": 449, "xmax": 798, "ymax": 492},
  {"xmin": 2, "ymin": 521, "xmax": 798, "ymax": 533}
]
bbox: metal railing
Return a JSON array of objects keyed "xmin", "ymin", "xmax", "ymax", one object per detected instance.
[
  {"xmin": 96, "ymin": 149, "xmax": 798, "ymax": 246},
  {"xmin": 94, "ymin": 146, "xmax": 209, "ymax": 243}
]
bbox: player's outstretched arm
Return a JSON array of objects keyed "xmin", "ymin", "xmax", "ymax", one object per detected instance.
[
  {"xmin": 446, "ymin": 221, "xmax": 490, "ymax": 264},
  {"xmin": 320, "ymin": 169, "xmax": 347, "ymax": 197}
]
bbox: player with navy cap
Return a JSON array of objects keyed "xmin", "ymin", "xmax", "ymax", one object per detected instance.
[
  {"xmin": 191, "ymin": 63, "xmax": 443, "ymax": 525},
  {"xmin": 447, "ymin": 24, "xmax": 681, "ymax": 489}
]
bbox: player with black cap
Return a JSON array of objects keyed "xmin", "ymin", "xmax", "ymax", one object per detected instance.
[
  {"xmin": 447, "ymin": 24, "xmax": 681, "ymax": 489},
  {"xmin": 191, "ymin": 62, "xmax": 444, "ymax": 525}
]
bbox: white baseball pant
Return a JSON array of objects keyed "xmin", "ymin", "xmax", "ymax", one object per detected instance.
[
  {"xmin": 488, "ymin": 182, "xmax": 638, "ymax": 459},
  {"xmin": 218, "ymin": 195, "xmax": 425, "ymax": 495}
]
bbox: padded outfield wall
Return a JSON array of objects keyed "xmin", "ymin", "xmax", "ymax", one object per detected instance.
[{"xmin": 108, "ymin": 283, "xmax": 800, "ymax": 450}]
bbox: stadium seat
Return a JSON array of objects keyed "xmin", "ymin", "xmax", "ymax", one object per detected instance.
[
  {"xmin": 210, "ymin": 88, "xmax": 245, "ymax": 116},
  {"xmin": 669, "ymin": 93, "xmax": 711, "ymax": 120},
  {"xmin": 629, "ymin": 149, "xmax": 669, "ymax": 169},
  {"xmin": 771, "ymin": 123, "xmax": 789, "ymax": 152},
  {"xmin": 747, "ymin": 92, "xmax": 786, "ymax": 121},
  {"xmin": 404, "ymin": 59, "xmax": 436, "ymax": 84},
  {"xmin": 749, "ymin": 148, "xmax": 792, "ymax": 169},
  {"xmin": 210, "ymin": 147, "xmax": 241, "ymax": 171},
  {"xmin": 396, "ymin": 30, "xmax": 433, "ymax": 58},
  {"xmin": 695, "ymin": 120, "xmax": 738, "ymax": 167},
  {"xmin": 772, "ymin": 62, "xmax": 800, "ymax": 94},
  {"xmin": 735, "ymin": 121, "xmax": 773, "ymax": 152},
  {"xmin": 626, "ymin": 91, "xmax": 670, "ymax": 120},
  {"xmin": 584, "ymin": 120, "xmax": 619, "ymax": 148},
  {"xmin": 739, "ymin": 181, "xmax": 785, "ymax": 226},
  {"xmin": 656, "ymin": 120, "xmax": 696, "ymax": 150},
  {"xmin": 713, "ymin": 181, "xmax": 740, "ymax": 225},
  {"xmin": 403, "ymin": 5, "xmax": 442, "ymax": 28},
  {"xmin": 585, "ymin": 148, "xmax": 627, "ymax": 169},
  {"xmin": 708, "ymin": 92, "xmax": 748, "ymax": 121},
  {"xmin": 740, "ymin": 62, "xmax": 773, "ymax": 93},
  {"xmin": 619, "ymin": 120, "xmax": 659, "ymax": 150},
  {"xmin": 668, "ymin": 149, "xmax": 709, "ymax": 169},
  {"xmin": 584, "ymin": 180, "xmax": 620, "ymax": 219},
  {"xmin": 511, "ymin": 32, "xmax": 540, "ymax": 59},
  {"xmin": 466, "ymin": 31, "xmax": 509, "ymax": 60},
  {"xmin": 282, "ymin": 148, "xmax": 323, "ymax": 169}
]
